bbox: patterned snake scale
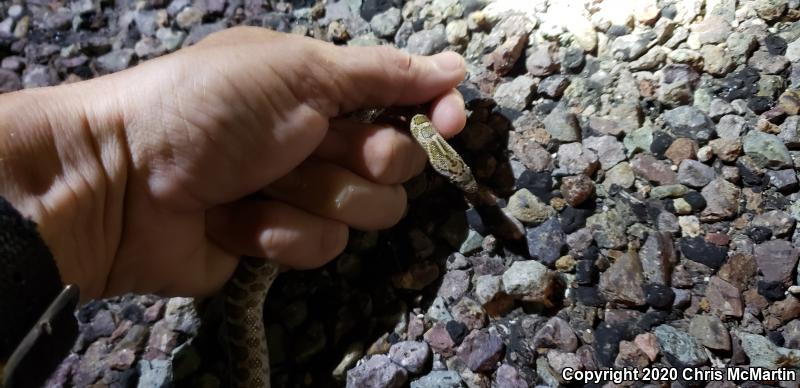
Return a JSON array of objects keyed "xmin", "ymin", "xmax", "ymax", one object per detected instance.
[{"xmin": 222, "ymin": 110, "xmax": 476, "ymax": 388}]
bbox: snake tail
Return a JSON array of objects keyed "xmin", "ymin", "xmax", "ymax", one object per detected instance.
[{"xmin": 223, "ymin": 257, "xmax": 279, "ymax": 388}]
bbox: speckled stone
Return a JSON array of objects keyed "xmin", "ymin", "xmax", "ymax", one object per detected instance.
[
  {"xmin": 455, "ymin": 330, "xmax": 505, "ymax": 372},
  {"xmin": 599, "ymin": 252, "xmax": 647, "ymax": 307},
  {"xmin": 654, "ymin": 324, "xmax": 708, "ymax": 367},
  {"xmin": 586, "ymin": 208, "xmax": 628, "ymax": 249},
  {"xmin": 560, "ymin": 175, "xmax": 594, "ymax": 207},
  {"xmin": 388, "ymin": 341, "xmax": 430, "ymax": 374},
  {"xmin": 532, "ymin": 316, "xmax": 579, "ymax": 352},
  {"xmin": 631, "ymin": 154, "xmax": 678, "ymax": 185},
  {"xmin": 501, "ymin": 260, "xmax": 556, "ymax": 304},
  {"xmin": 689, "ymin": 315, "xmax": 731, "ymax": 351},
  {"xmin": 526, "ymin": 218, "xmax": 566, "ymax": 265},
  {"xmin": 346, "ymin": 354, "xmax": 408, "ymax": 388},
  {"xmin": 410, "ymin": 370, "xmax": 462, "ymax": 388},
  {"xmin": 505, "ymin": 188, "xmax": 556, "ymax": 225}
]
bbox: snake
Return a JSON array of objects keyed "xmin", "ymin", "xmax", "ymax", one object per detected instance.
[{"xmin": 220, "ymin": 111, "xmax": 478, "ymax": 388}]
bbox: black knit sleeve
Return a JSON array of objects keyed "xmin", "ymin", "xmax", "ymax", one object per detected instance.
[{"xmin": 0, "ymin": 196, "xmax": 63, "ymax": 360}]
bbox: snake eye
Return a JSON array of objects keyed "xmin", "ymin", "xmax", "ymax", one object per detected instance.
[{"xmin": 411, "ymin": 114, "xmax": 428, "ymax": 126}]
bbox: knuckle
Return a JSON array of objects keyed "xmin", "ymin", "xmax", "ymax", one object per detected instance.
[
  {"xmin": 374, "ymin": 45, "xmax": 413, "ymax": 75},
  {"xmin": 391, "ymin": 49, "xmax": 414, "ymax": 73}
]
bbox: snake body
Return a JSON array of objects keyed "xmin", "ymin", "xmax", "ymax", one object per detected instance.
[
  {"xmin": 223, "ymin": 257, "xmax": 279, "ymax": 387},
  {"xmin": 222, "ymin": 111, "xmax": 477, "ymax": 388}
]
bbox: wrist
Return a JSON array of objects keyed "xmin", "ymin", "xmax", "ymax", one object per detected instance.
[{"xmin": 0, "ymin": 79, "xmax": 129, "ymax": 301}]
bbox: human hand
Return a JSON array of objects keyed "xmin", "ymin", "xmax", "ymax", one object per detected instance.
[{"xmin": 0, "ymin": 26, "xmax": 466, "ymax": 300}]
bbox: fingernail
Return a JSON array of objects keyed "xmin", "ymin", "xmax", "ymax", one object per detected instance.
[{"xmin": 431, "ymin": 52, "xmax": 464, "ymax": 72}]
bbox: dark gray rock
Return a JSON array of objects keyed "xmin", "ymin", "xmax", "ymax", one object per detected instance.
[
  {"xmin": 677, "ymin": 159, "xmax": 716, "ymax": 188},
  {"xmin": 663, "ymin": 106, "xmax": 714, "ymax": 142},
  {"xmin": 84, "ymin": 309, "xmax": 116, "ymax": 343},
  {"xmin": 74, "ymin": 340, "xmax": 110, "ymax": 386},
  {"xmin": 679, "ymin": 236, "xmax": 728, "ymax": 269},
  {"xmin": 538, "ymin": 75, "xmax": 570, "ymax": 99},
  {"xmin": 526, "ymin": 218, "xmax": 566, "ymax": 265},
  {"xmin": 361, "ymin": 0, "xmax": 399, "ymax": 21},
  {"xmin": 754, "ymin": 240, "xmax": 800, "ymax": 286},
  {"xmin": 783, "ymin": 320, "xmax": 800, "ymax": 349}
]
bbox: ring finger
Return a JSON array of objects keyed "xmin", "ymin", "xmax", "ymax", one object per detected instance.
[{"xmin": 262, "ymin": 159, "xmax": 407, "ymax": 231}]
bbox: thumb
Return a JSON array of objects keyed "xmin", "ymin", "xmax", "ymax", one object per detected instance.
[{"xmin": 309, "ymin": 44, "xmax": 467, "ymax": 115}]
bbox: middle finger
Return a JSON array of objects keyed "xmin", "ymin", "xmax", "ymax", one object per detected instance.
[
  {"xmin": 314, "ymin": 120, "xmax": 428, "ymax": 185},
  {"xmin": 262, "ymin": 159, "xmax": 407, "ymax": 230}
]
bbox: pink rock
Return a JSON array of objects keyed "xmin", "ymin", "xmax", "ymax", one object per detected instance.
[
  {"xmin": 634, "ymin": 332, "xmax": 660, "ymax": 362},
  {"xmin": 423, "ymin": 322, "xmax": 456, "ymax": 357}
]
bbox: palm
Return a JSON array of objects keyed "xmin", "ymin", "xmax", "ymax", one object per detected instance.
[{"xmin": 105, "ymin": 38, "xmax": 331, "ymax": 296}]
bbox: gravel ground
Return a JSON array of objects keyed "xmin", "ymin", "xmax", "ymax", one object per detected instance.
[{"xmin": 5, "ymin": 0, "xmax": 800, "ymax": 387}]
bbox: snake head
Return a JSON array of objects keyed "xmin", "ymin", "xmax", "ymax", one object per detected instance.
[
  {"xmin": 410, "ymin": 114, "xmax": 437, "ymax": 140},
  {"xmin": 411, "ymin": 114, "xmax": 428, "ymax": 126},
  {"xmin": 409, "ymin": 115, "xmax": 439, "ymax": 143}
]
